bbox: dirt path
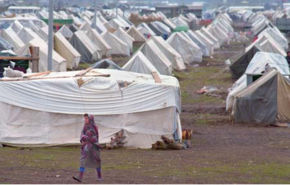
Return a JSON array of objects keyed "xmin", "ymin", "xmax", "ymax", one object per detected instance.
[{"xmin": 1, "ymin": 123, "xmax": 290, "ymax": 184}]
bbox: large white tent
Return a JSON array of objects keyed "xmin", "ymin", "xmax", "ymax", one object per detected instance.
[
  {"xmin": 152, "ymin": 36, "xmax": 186, "ymax": 71},
  {"xmin": 140, "ymin": 39, "xmax": 173, "ymax": 76},
  {"xmin": 101, "ymin": 31, "xmax": 130, "ymax": 56},
  {"xmin": 70, "ymin": 30, "xmax": 101, "ymax": 62},
  {"xmin": 0, "ymin": 69, "xmax": 182, "ymax": 149},
  {"xmin": 167, "ymin": 32, "xmax": 203, "ymax": 64},
  {"xmin": 54, "ymin": 32, "xmax": 81, "ymax": 70},
  {"xmin": 122, "ymin": 51, "xmax": 159, "ymax": 74}
]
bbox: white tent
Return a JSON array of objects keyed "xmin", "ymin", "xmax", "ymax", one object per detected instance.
[
  {"xmin": 0, "ymin": 69, "xmax": 182, "ymax": 149},
  {"xmin": 113, "ymin": 27, "xmax": 135, "ymax": 52},
  {"xmin": 127, "ymin": 26, "xmax": 146, "ymax": 42},
  {"xmin": 226, "ymin": 52, "xmax": 289, "ymax": 111},
  {"xmin": 140, "ymin": 39, "xmax": 173, "ymax": 75},
  {"xmin": 10, "ymin": 20, "xmax": 23, "ymax": 34},
  {"xmin": 92, "ymin": 16, "xmax": 107, "ymax": 34},
  {"xmin": 29, "ymin": 38, "xmax": 67, "ymax": 72},
  {"xmin": 57, "ymin": 25, "xmax": 73, "ymax": 40},
  {"xmin": 122, "ymin": 51, "xmax": 159, "ymax": 74},
  {"xmin": 137, "ymin": 23, "xmax": 156, "ymax": 37},
  {"xmin": 70, "ymin": 30, "xmax": 101, "ymax": 62},
  {"xmin": 54, "ymin": 32, "xmax": 81, "ymax": 69},
  {"xmin": 195, "ymin": 30, "xmax": 215, "ymax": 55},
  {"xmin": 167, "ymin": 32, "xmax": 203, "ymax": 64},
  {"xmin": 101, "ymin": 31, "xmax": 130, "ymax": 56},
  {"xmin": 187, "ymin": 30, "xmax": 210, "ymax": 56},
  {"xmin": 246, "ymin": 33, "xmax": 286, "ymax": 56},
  {"xmin": 1, "ymin": 27, "xmax": 25, "ymax": 50},
  {"xmin": 86, "ymin": 28, "xmax": 112, "ymax": 57},
  {"xmin": 80, "ymin": 22, "xmax": 92, "ymax": 32},
  {"xmin": 200, "ymin": 27, "xmax": 220, "ymax": 49},
  {"xmin": 152, "ymin": 36, "xmax": 186, "ymax": 71},
  {"xmin": 18, "ymin": 28, "xmax": 42, "ymax": 43}
]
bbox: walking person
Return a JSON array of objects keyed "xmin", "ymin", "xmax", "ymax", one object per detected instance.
[{"xmin": 73, "ymin": 114, "xmax": 102, "ymax": 182}]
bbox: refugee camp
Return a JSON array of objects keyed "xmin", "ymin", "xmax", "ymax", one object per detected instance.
[{"xmin": 0, "ymin": 0, "xmax": 290, "ymax": 184}]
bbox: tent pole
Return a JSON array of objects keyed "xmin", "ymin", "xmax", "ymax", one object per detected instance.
[{"xmin": 48, "ymin": 0, "xmax": 54, "ymax": 71}]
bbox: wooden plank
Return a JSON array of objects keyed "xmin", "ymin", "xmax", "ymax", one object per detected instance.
[
  {"xmin": 0, "ymin": 56, "xmax": 39, "ymax": 60},
  {"xmin": 30, "ymin": 46, "xmax": 39, "ymax": 72},
  {"xmin": 74, "ymin": 67, "xmax": 94, "ymax": 77},
  {"xmin": 151, "ymin": 71, "xmax": 161, "ymax": 83}
]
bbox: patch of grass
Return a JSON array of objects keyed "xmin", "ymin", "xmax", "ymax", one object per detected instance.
[
  {"xmin": 77, "ymin": 62, "xmax": 90, "ymax": 70},
  {"xmin": 103, "ymin": 161, "xmax": 144, "ymax": 171},
  {"xmin": 175, "ymin": 66, "xmax": 232, "ymax": 105}
]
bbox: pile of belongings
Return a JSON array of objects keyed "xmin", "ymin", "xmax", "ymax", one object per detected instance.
[
  {"xmin": 105, "ymin": 130, "xmax": 126, "ymax": 149},
  {"xmin": 182, "ymin": 129, "xmax": 192, "ymax": 149},
  {"xmin": 152, "ymin": 135, "xmax": 184, "ymax": 150}
]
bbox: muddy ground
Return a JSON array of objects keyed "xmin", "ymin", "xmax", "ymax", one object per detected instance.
[{"xmin": 1, "ymin": 41, "xmax": 290, "ymax": 184}]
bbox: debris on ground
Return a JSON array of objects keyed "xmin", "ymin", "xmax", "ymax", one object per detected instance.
[
  {"xmin": 270, "ymin": 123, "xmax": 289, "ymax": 128},
  {"xmin": 224, "ymin": 59, "xmax": 231, "ymax": 66},
  {"xmin": 152, "ymin": 136, "xmax": 185, "ymax": 150},
  {"xmin": 197, "ymin": 86, "xmax": 219, "ymax": 94},
  {"xmin": 105, "ymin": 130, "xmax": 127, "ymax": 149}
]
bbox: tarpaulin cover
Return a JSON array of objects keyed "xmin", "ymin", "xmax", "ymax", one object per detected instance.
[
  {"xmin": 233, "ymin": 70, "xmax": 277, "ymax": 124},
  {"xmin": 230, "ymin": 45, "xmax": 260, "ymax": 79}
]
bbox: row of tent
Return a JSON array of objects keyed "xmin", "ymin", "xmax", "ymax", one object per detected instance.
[
  {"xmin": 226, "ymin": 11, "xmax": 290, "ymax": 124},
  {"xmin": 0, "ymin": 10, "xmax": 235, "ymax": 76},
  {"xmin": 229, "ymin": 16, "xmax": 288, "ymax": 79}
]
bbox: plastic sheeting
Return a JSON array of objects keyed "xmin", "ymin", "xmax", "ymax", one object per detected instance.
[
  {"xmin": 54, "ymin": 32, "xmax": 81, "ymax": 69},
  {"xmin": 122, "ymin": 51, "xmax": 159, "ymax": 74},
  {"xmin": 167, "ymin": 32, "xmax": 202, "ymax": 64},
  {"xmin": 140, "ymin": 39, "xmax": 172, "ymax": 76},
  {"xmin": 101, "ymin": 32, "xmax": 130, "ymax": 56},
  {"xmin": 152, "ymin": 36, "xmax": 186, "ymax": 71}
]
